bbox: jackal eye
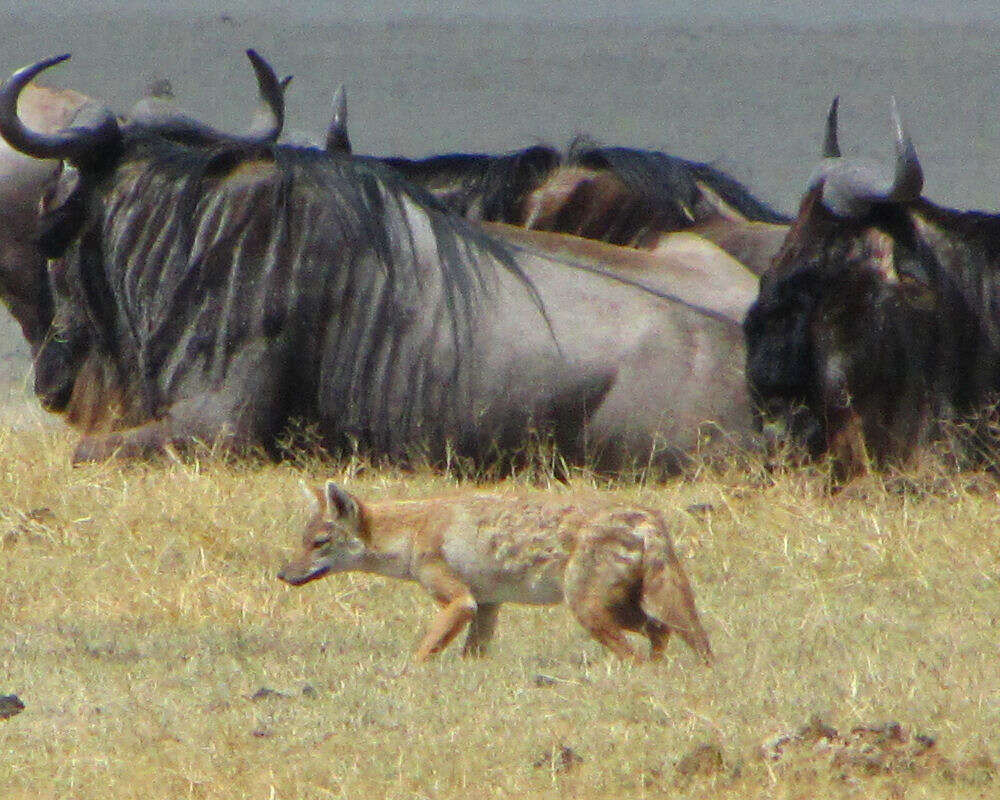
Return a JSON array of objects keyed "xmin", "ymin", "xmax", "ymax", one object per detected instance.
[{"xmin": 312, "ymin": 536, "xmax": 331, "ymax": 548}]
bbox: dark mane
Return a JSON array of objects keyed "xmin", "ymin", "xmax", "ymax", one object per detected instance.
[
  {"xmin": 566, "ymin": 136, "xmax": 788, "ymax": 225},
  {"xmin": 49, "ymin": 136, "xmax": 551, "ymax": 452},
  {"xmin": 901, "ymin": 202, "xmax": 1000, "ymax": 400},
  {"xmin": 908, "ymin": 202, "xmax": 1000, "ymax": 328},
  {"xmin": 377, "ymin": 145, "xmax": 561, "ymax": 222}
]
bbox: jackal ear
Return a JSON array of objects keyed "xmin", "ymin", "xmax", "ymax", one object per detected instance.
[{"xmin": 324, "ymin": 480, "xmax": 359, "ymax": 519}]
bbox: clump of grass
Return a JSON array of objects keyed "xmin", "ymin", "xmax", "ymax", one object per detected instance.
[{"xmin": 1, "ymin": 426, "xmax": 998, "ymax": 799}]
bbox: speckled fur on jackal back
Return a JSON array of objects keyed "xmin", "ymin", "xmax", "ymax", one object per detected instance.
[{"xmin": 278, "ymin": 482, "xmax": 712, "ymax": 664}]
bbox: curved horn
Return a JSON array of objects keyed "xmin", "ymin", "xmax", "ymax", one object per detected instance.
[
  {"xmin": 0, "ymin": 54, "xmax": 120, "ymax": 161},
  {"xmin": 245, "ymin": 48, "xmax": 284, "ymax": 141},
  {"xmin": 816, "ymin": 97, "xmax": 923, "ymax": 217},
  {"xmin": 125, "ymin": 50, "xmax": 285, "ymax": 145},
  {"xmin": 822, "ymin": 96, "xmax": 840, "ymax": 158},
  {"xmin": 324, "ymin": 83, "xmax": 351, "ymax": 153},
  {"xmin": 887, "ymin": 96, "xmax": 923, "ymax": 202}
]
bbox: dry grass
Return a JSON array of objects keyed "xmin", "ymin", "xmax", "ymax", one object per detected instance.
[{"xmin": 1, "ymin": 425, "xmax": 999, "ymax": 799}]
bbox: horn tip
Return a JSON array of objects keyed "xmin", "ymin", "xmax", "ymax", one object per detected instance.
[{"xmin": 7, "ymin": 54, "xmax": 73, "ymax": 93}]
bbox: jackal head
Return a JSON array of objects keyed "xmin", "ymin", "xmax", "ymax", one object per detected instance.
[{"xmin": 277, "ymin": 480, "xmax": 365, "ymax": 585}]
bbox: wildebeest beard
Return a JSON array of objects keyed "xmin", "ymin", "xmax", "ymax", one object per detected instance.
[
  {"xmin": 744, "ymin": 187, "xmax": 1000, "ymax": 465},
  {"xmin": 35, "ymin": 135, "xmax": 555, "ymax": 459}
]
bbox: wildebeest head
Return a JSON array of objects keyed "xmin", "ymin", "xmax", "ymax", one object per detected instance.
[
  {"xmin": 744, "ymin": 98, "xmax": 941, "ymax": 466},
  {"xmin": 0, "ymin": 50, "xmax": 287, "ymax": 419},
  {"xmin": 0, "ymin": 81, "xmax": 93, "ymax": 351},
  {"xmin": 0, "ymin": 50, "xmax": 286, "ymax": 250}
]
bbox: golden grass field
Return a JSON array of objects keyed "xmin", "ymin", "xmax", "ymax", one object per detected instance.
[{"xmin": 1, "ymin": 424, "xmax": 998, "ymax": 799}]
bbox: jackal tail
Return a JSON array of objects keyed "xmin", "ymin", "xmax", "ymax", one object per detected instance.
[{"xmin": 638, "ymin": 519, "xmax": 713, "ymax": 664}]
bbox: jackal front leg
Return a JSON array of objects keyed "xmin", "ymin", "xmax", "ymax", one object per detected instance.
[
  {"xmin": 462, "ymin": 603, "xmax": 500, "ymax": 657},
  {"xmin": 414, "ymin": 560, "xmax": 477, "ymax": 661}
]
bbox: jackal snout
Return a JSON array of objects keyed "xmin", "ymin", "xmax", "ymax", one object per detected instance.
[{"xmin": 277, "ymin": 481, "xmax": 366, "ymax": 586}]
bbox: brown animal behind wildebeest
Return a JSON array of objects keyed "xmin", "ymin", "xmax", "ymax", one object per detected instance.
[
  {"xmin": 0, "ymin": 52, "xmax": 756, "ymax": 472},
  {"xmin": 321, "ymin": 90, "xmax": 788, "ymax": 275},
  {"xmin": 278, "ymin": 481, "xmax": 713, "ymax": 664},
  {"xmin": 745, "ymin": 97, "xmax": 1000, "ymax": 472},
  {"xmin": 517, "ymin": 139, "xmax": 790, "ymax": 275},
  {"xmin": 375, "ymin": 143, "xmax": 789, "ymax": 275}
]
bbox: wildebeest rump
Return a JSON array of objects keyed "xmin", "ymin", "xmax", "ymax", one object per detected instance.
[
  {"xmin": 480, "ymin": 222, "xmax": 759, "ymax": 325},
  {"xmin": 744, "ymin": 98, "xmax": 1000, "ymax": 469},
  {"xmin": 1, "ymin": 53, "xmax": 756, "ymax": 471}
]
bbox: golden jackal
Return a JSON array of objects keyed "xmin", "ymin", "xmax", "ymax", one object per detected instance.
[{"xmin": 278, "ymin": 482, "xmax": 712, "ymax": 664}]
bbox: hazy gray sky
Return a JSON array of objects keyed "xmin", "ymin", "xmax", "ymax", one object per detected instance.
[{"xmin": 5, "ymin": 1, "xmax": 999, "ymax": 25}]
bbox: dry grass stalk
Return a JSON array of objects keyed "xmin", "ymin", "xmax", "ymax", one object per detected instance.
[{"xmin": 1, "ymin": 426, "xmax": 998, "ymax": 799}]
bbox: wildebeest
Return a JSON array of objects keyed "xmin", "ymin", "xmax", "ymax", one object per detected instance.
[
  {"xmin": 378, "ymin": 141, "xmax": 789, "ymax": 275},
  {"xmin": 321, "ymin": 91, "xmax": 788, "ymax": 275},
  {"xmin": 0, "ymin": 80, "xmax": 90, "ymax": 353},
  {"xmin": 0, "ymin": 51, "xmax": 286, "ymax": 431},
  {"xmin": 332, "ymin": 94, "xmax": 761, "ymax": 323},
  {"xmin": 1, "ymin": 52, "xmax": 756, "ymax": 471},
  {"xmin": 480, "ymin": 222, "xmax": 759, "ymax": 325},
  {"xmin": 521, "ymin": 140, "xmax": 788, "ymax": 263},
  {"xmin": 744, "ymin": 97, "xmax": 1000, "ymax": 470}
]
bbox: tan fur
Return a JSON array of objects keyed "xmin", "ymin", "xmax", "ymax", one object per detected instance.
[
  {"xmin": 278, "ymin": 482, "xmax": 713, "ymax": 664},
  {"xmin": 686, "ymin": 185, "xmax": 790, "ymax": 276},
  {"xmin": 482, "ymin": 222, "xmax": 757, "ymax": 324},
  {"xmin": 521, "ymin": 166, "xmax": 644, "ymax": 240}
]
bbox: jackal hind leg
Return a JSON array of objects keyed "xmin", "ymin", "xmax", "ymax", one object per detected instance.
[
  {"xmin": 413, "ymin": 560, "xmax": 477, "ymax": 662},
  {"xmin": 462, "ymin": 603, "xmax": 500, "ymax": 657},
  {"xmin": 643, "ymin": 619, "xmax": 671, "ymax": 661},
  {"xmin": 611, "ymin": 598, "xmax": 669, "ymax": 661},
  {"xmin": 564, "ymin": 560, "xmax": 645, "ymax": 662},
  {"xmin": 569, "ymin": 600, "xmax": 645, "ymax": 661}
]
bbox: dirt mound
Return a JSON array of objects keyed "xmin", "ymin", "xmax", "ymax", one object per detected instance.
[
  {"xmin": 760, "ymin": 715, "xmax": 995, "ymax": 786},
  {"xmin": 0, "ymin": 695, "xmax": 24, "ymax": 720}
]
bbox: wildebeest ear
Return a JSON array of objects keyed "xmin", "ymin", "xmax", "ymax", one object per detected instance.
[
  {"xmin": 324, "ymin": 480, "xmax": 359, "ymax": 519},
  {"xmin": 35, "ymin": 166, "xmax": 88, "ymax": 259}
]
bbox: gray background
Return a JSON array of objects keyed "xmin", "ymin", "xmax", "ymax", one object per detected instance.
[{"xmin": 3, "ymin": 3, "xmax": 999, "ymax": 423}]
